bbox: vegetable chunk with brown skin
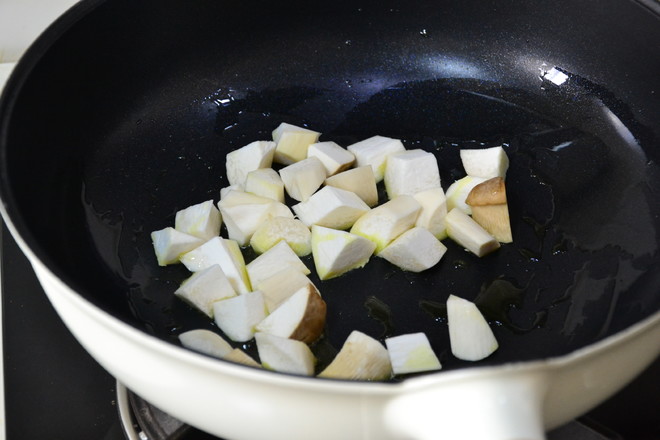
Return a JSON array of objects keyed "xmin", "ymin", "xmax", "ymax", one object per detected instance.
[{"xmin": 465, "ymin": 177, "xmax": 513, "ymax": 243}]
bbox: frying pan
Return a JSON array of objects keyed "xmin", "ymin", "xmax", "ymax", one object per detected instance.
[{"xmin": 1, "ymin": 0, "xmax": 659, "ymax": 438}]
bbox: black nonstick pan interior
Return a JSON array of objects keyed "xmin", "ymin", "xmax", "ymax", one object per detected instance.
[{"xmin": 1, "ymin": 0, "xmax": 659, "ymax": 376}]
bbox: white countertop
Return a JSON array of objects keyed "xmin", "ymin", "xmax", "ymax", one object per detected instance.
[{"xmin": 0, "ymin": 3, "xmax": 79, "ymax": 439}]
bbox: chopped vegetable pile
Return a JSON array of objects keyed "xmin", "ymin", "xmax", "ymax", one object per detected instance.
[{"xmin": 151, "ymin": 122, "xmax": 513, "ymax": 379}]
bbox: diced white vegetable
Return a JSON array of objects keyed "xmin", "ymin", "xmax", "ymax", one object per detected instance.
[
  {"xmin": 310, "ymin": 225, "xmax": 376, "ymax": 280},
  {"xmin": 307, "ymin": 141, "xmax": 355, "ymax": 176},
  {"xmin": 378, "ymin": 227, "xmax": 447, "ymax": 272},
  {"xmin": 292, "ymin": 186, "xmax": 370, "ymax": 230},
  {"xmin": 385, "ymin": 333, "xmax": 442, "ymax": 375},
  {"xmin": 255, "ymin": 284, "xmax": 327, "ymax": 344},
  {"xmin": 175, "ymin": 265, "xmax": 237, "ymax": 317},
  {"xmin": 219, "ymin": 201, "xmax": 293, "ymax": 246},
  {"xmin": 384, "ymin": 149, "xmax": 441, "ymax": 199},
  {"xmin": 255, "ymin": 267, "xmax": 317, "ymax": 313},
  {"xmin": 413, "ymin": 188, "xmax": 448, "ymax": 239},
  {"xmin": 279, "ymin": 156, "xmax": 327, "ymax": 202},
  {"xmin": 180, "ymin": 237, "xmax": 252, "ymax": 293},
  {"xmin": 219, "ymin": 185, "xmax": 240, "ymax": 199},
  {"xmin": 272, "ymin": 122, "xmax": 321, "ymax": 165},
  {"xmin": 218, "ymin": 189, "xmax": 274, "ymax": 207},
  {"xmin": 245, "ymin": 168, "xmax": 285, "ymax": 203},
  {"xmin": 350, "ymin": 195, "xmax": 421, "ymax": 253},
  {"xmin": 225, "ymin": 140, "xmax": 276, "ymax": 188},
  {"xmin": 151, "ymin": 227, "xmax": 204, "ymax": 266},
  {"xmin": 174, "ymin": 199, "xmax": 222, "ymax": 241},
  {"xmin": 447, "ymin": 295, "xmax": 498, "ymax": 361},
  {"xmin": 178, "ymin": 329, "xmax": 233, "ymax": 359},
  {"xmin": 318, "ymin": 330, "xmax": 392, "ymax": 380},
  {"xmin": 246, "ymin": 241, "xmax": 310, "ymax": 288},
  {"xmin": 346, "ymin": 135, "xmax": 405, "ymax": 182},
  {"xmin": 324, "ymin": 165, "xmax": 379, "ymax": 207},
  {"xmin": 213, "ymin": 290, "xmax": 267, "ymax": 343},
  {"xmin": 255, "ymin": 332, "xmax": 316, "ymax": 376},
  {"xmin": 445, "ymin": 175, "xmax": 488, "ymax": 215},
  {"xmin": 218, "ymin": 190, "xmax": 293, "ymax": 246},
  {"xmin": 460, "ymin": 146, "xmax": 509, "ymax": 179},
  {"xmin": 224, "ymin": 348, "xmax": 261, "ymax": 368},
  {"xmin": 249, "ymin": 217, "xmax": 311, "ymax": 256},
  {"xmin": 445, "ymin": 208, "xmax": 500, "ymax": 257}
]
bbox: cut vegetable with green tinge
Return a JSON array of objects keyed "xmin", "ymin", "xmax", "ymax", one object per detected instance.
[
  {"xmin": 311, "ymin": 225, "xmax": 377, "ymax": 280},
  {"xmin": 292, "ymin": 186, "xmax": 370, "ymax": 230},
  {"xmin": 178, "ymin": 329, "xmax": 233, "ymax": 359},
  {"xmin": 272, "ymin": 122, "xmax": 321, "ymax": 165},
  {"xmin": 225, "ymin": 140, "xmax": 276, "ymax": 188},
  {"xmin": 385, "ymin": 333, "xmax": 442, "ymax": 375},
  {"xmin": 307, "ymin": 141, "xmax": 355, "ymax": 176},
  {"xmin": 318, "ymin": 330, "xmax": 392, "ymax": 380},
  {"xmin": 377, "ymin": 227, "xmax": 447, "ymax": 272},
  {"xmin": 175, "ymin": 264, "xmax": 237, "ymax": 318},
  {"xmin": 249, "ymin": 216, "xmax": 312, "ymax": 256},
  {"xmin": 174, "ymin": 199, "xmax": 222, "ymax": 241},
  {"xmin": 246, "ymin": 240, "xmax": 310, "ymax": 288},
  {"xmin": 255, "ymin": 267, "xmax": 318, "ymax": 313},
  {"xmin": 350, "ymin": 195, "xmax": 421, "ymax": 253},
  {"xmin": 279, "ymin": 156, "xmax": 327, "ymax": 202},
  {"xmin": 151, "ymin": 227, "xmax": 205, "ymax": 266},
  {"xmin": 255, "ymin": 332, "xmax": 316, "ymax": 376},
  {"xmin": 180, "ymin": 237, "xmax": 252, "ymax": 293},
  {"xmin": 347, "ymin": 135, "xmax": 405, "ymax": 182},
  {"xmin": 213, "ymin": 290, "xmax": 267, "ymax": 343},
  {"xmin": 245, "ymin": 168, "xmax": 285, "ymax": 203},
  {"xmin": 224, "ymin": 348, "xmax": 262, "ymax": 368},
  {"xmin": 447, "ymin": 294, "xmax": 498, "ymax": 361},
  {"xmin": 413, "ymin": 187, "xmax": 448, "ymax": 240},
  {"xmin": 324, "ymin": 165, "xmax": 379, "ymax": 207},
  {"xmin": 445, "ymin": 175, "xmax": 488, "ymax": 215}
]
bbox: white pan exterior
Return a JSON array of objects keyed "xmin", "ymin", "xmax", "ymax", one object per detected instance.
[{"xmin": 9, "ymin": 217, "xmax": 658, "ymax": 440}]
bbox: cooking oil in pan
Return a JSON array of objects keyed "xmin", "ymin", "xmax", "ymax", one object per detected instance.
[{"xmin": 81, "ymin": 77, "xmax": 660, "ymax": 375}]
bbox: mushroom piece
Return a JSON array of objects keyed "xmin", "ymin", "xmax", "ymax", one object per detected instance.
[{"xmin": 465, "ymin": 177, "xmax": 513, "ymax": 243}]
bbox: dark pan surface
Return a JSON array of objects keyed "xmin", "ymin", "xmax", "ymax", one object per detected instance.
[{"xmin": 1, "ymin": 0, "xmax": 659, "ymax": 375}]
